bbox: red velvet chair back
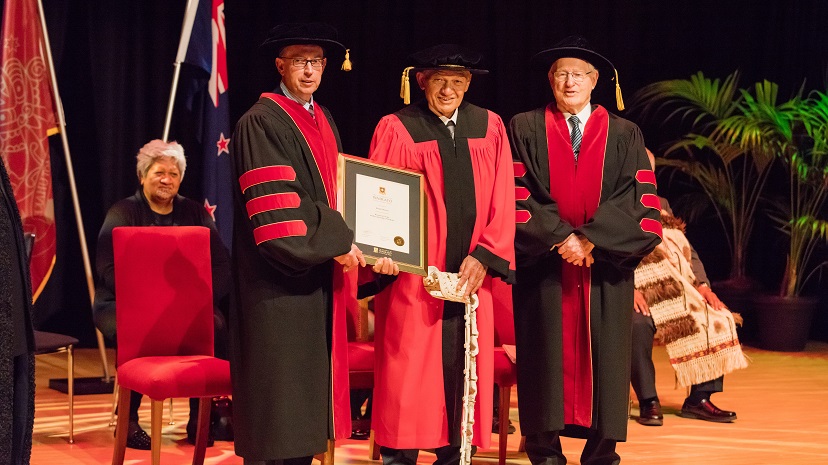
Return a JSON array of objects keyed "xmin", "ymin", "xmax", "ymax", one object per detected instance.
[
  {"xmin": 113, "ymin": 226, "xmax": 214, "ymax": 366},
  {"xmin": 491, "ymin": 278, "xmax": 515, "ymax": 346}
]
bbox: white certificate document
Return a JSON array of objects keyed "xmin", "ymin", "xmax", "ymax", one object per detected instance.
[{"xmin": 355, "ymin": 173, "xmax": 410, "ymax": 254}]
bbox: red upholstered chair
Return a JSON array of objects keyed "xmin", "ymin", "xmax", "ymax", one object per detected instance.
[
  {"xmin": 308, "ymin": 275, "xmax": 378, "ymax": 465},
  {"xmin": 362, "ymin": 280, "xmax": 523, "ymax": 464},
  {"xmin": 315, "ymin": 338, "xmax": 376, "ymax": 465},
  {"xmin": 110, "ymin": 226, "xmax": 231, "ymax": 465},
  {"xmin": 346, "ymin": 291, "xmax": 382, "ymax": 461},
  {"xmin": 491, "ymin": 278, "xmax": 524, "ymax": 465},
  {"xmin": 349, "ymin": 340, "xmax": 381, "ymax": 460}
]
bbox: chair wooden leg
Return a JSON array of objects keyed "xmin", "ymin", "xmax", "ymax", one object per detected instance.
[
  {"xmin": 169, "ymin": 398, "xmax": 175, "ymax": 425},
  {"xmin": 192, "ymin": 397, "xmax": 211, "ymax": 465},
  {"xmin": 68, "ymin": 344, "xmax": 75, "ymax": 444},
  {"xmin": 518, "ymin": 436, "xmax": 525, "ymax": 453},
  {"xmin": 109, "ymin": 376, "xmax": 119, "ymax": 427},
  {"xmin": 498, "ymin": 385, "xmax": 511, "ymax": 465},
  {"xmin": 369, "ymin": 429, "xmax": 380, "ymax": 460},
  {"xmin": 151, "ymin": 399, "xmax": 163, "ymax": 465},
  {"xmin": 314, "ymin": 439, "xmax": 335, "ymax": 465},
  {"xmin": 112, "ymin": 385, "xmax": 131, "ymax": 465},
  {"xmin": 327, "ymin": 439, "xmax": 335, "ymax": 465}
]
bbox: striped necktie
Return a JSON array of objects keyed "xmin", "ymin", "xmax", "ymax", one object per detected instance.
[
  {"xmin": 446, "ymin": 120, "xmax": 456, "ymax": 139},
  {"xmin": 569, "ymin": 115, "xmax": 582, "ymax": 161}
]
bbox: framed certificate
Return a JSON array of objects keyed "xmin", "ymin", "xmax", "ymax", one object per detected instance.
[{"xmin": 338, "ymin": 153, "xmax": 428, "ymax": 276}]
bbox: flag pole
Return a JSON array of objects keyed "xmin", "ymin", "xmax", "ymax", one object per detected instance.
[
  {"xmin": 36, "ymin": 0, "xmax": 111, "ymax": 381},
  {"xmin": 162, "ymin": 0, "xmax": 200, "ymax": 142}
]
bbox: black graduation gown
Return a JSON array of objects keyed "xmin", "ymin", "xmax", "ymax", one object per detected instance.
[
  {"xmin": 229, "ymin": 94, "xmax": 354, "ymax": 460},
  {"xmin": 508, "ymin": 105, "xmax": 661, "ymax": 441},
  {"xmin": 0, "ymin": 161, "xmax": 35, "ymax": 465}
]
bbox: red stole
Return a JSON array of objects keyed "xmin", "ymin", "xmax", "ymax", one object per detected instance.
[
  {"xmin": 261, "ymin": 93, "xmax": 339, "ymax": 206},
  {"xmin": 261, "ymin": 92, "xmax": 353, "ymax": 439},
  {"xmin": 544, "ymin": 104, "xmax": 609, "ymax": 428}
]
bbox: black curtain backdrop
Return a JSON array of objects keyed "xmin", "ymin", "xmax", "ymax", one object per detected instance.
[{"xmin": 2, "ymin": 0, "xmax": 826, "ymax": 346}]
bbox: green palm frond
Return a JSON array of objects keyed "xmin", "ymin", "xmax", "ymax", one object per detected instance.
[
  {"xmin": 632, "ymin": 71, "xmax": 740, "ymax": 126},
  {"xmin": 666, "ymin": 134, "xmax": 747, "ymax": 167},
  {"xmin": 792, "ymin": 217, "xmax": 828, "ymax": 242},
  {"xmin": 634, "ymin": 72, "xmax": 828, "ymax": 290}
]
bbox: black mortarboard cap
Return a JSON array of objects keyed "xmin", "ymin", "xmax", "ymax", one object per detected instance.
[
  {"xmin": 260, "ymin": 22, "xmax": 352, "ymax": 71},
  {"xmin": 400, "ymin": 44, "xmax": 488, "ymax": 104},
  {"xmin": 408, "ymin": 44, "xmax": 489, "ymax": 74},
  {"xmin": 531, "ymin": 35, "xmax": 624, "ymax": 110}
]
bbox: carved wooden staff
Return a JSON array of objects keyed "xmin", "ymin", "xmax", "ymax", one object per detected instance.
[{"xmin": 423, "ymin": 266, "xmax": 479, "ymax": 465}]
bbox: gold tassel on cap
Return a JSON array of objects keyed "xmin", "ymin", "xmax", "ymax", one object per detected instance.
[
  {"xmin": 341, "ymin": 49, "xmax": 352, "ymax": 72},
  {"xmin": 400, "ymin": 66, "xmax": 414, "ymax": 105},
  {"xmin": 614, "ymin": 68, "xmax": 625, "ymax": 111}
]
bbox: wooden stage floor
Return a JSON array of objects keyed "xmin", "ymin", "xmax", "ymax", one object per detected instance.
[{"xmin": 31, "ymin": 342, "xmax": 828, "ymax": 464}]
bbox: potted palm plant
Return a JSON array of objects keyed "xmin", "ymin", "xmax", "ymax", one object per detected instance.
[
  {"xmin": 633, "ymin": 72, "xmax": 775, "ymax": 319},
  {"xmin": 673, "ymin": 80, "xmax": 828, "ymax": 351},
  {"xmin": 774, "ymin": 90, "xmax": 828, "ymax": 298},
  {"xmin": 738, "ymin": 89, "xmax": 828, "ymax": 351}
]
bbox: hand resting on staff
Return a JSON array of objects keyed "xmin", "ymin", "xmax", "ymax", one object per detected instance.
[{"xmin": 457, "ymin": 255, "xmax": 488, "ymax": 299}]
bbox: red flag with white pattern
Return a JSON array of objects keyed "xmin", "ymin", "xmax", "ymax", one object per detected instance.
[{"xmin": 0, "ymin": 0, "xmax": 59, "ymax": 300}]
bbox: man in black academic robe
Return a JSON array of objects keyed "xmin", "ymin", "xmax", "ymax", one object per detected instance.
[
  {"xmin": 228, "ymin": 23, "xmax": 369, "ymax": 465},
  {"xmin": 509, "ymin": 36, "xmax": 662, "ymax": 465}
]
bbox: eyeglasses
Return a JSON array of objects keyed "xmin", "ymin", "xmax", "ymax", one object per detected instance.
[
  {"xmin": 552, "ymin": 70, "xmax": 594, "ymax": 83},
  {"xmin": 279, "ymin": 57, "xmax": 326, "ymax": 69},
  {"xmin": 427, "ymin": 76, "xmax": 469, "ymax": 89}
]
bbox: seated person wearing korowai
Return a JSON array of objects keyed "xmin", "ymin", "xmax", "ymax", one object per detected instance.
[
  {"xmin": 632, "ymin": 151, "xmax": 748, "ymax": 426},
  {"xmin": 93, "ymin": 140, "xmax": 232, "ymax": 449}
]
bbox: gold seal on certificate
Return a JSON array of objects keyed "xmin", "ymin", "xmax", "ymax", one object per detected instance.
[{"xmin": 338, "ymin": 154, "xmax": 428, "ymax": 276}]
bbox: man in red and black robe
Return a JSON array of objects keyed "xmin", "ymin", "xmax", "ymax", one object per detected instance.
[
  {"xmin": 229, "ymin": 24, "xmax": 365, "ymax": 465},
  {"xmin": 509, "ymin": 36, "xmax": 662, "ymax": 465},
  {"xmin": 368, "ymin": 44, "xmax": 515, "ymax": 465}
]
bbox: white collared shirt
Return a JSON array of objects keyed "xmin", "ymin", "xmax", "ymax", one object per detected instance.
[
  {"xmin": 437, "ymin": 108, "xmax": 459, "ymax": 127},
  {"xmin": 562, "ymin": 104, "xmax": 592, "ymax": 136},
  {"xmin": 280, "ymin": 81, "xmax": 315, "ymax": 114},
  {"xmin": 438, "ymin": 109, "xmax": 459, "ymax": 138}
]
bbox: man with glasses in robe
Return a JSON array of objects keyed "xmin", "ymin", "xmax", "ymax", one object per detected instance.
[
  {"xmin": 509, "ymin": 36, "xmax": 661, "ymax": 465},
  {"xmin": 229, "ymin": 23, "xmax": 397, "ymax": 465},
  {"xmin": 368, "ymin": 44, "xmax": 516, "ymax": 465}
]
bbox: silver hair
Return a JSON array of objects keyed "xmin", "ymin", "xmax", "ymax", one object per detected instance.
[{"xmin": 135, "ymin": 139, "xmax": 187, "ymax": 181}]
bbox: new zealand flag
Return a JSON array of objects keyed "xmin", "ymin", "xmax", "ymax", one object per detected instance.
[{"xmin": 184, "ymin": 0, "xmax": 232, "ymax": 248}]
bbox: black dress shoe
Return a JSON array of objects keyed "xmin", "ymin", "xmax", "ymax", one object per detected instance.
[
  {"xmin": 186, "ymin": 418, "xmax": 215, "ymax": 447},
  {"xmin": 125, "ymin": 421, "xmax": 152, "ymax": 450},
  {"xmin": 492, "ymin": 418, "xmax": 517, "ymax": 434},
  {"xmin": 636, "ymin": 399, "xmax": 663, "ymax": 426},
  {"xmin": 350, "ymin": 429, "xmax": 370, "ymax": 440},
  {"xmin": 210, "ymin": 397, "xmax": 234, "ymax": 441},
  {"xmin": 680, "ymin": 398, "xmax": 737, "ymax": 423}
]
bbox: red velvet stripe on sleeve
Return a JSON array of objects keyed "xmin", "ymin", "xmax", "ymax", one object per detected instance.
[
  {"xmin": 253, "ymin": 220, "xmax": 308, "ymax": 244},
  {"xmin": 246, "ymin": 192, "xmax": 301, "ymax": 218},
  {"xmin": 515, "ymin": 186, "xmax": 530, "ymax": 201},
  {"xmin": 640, "ymin": 218, "xmax": 663, "ymax": 238},
  {"xmin": 636, "ymin": 169, "xmax": 656, "ymax": 186},
  {"xmin": 513, "ymin": 161, "xmax": 527, "ymax": 178},
  {"xmin": 516, "ymin": 210, "xmax": 532, "ymax": 224},
  {"xmin": 239, "ymin": 165, "xmax": 297, "ymax": 193},
  {"xmin": 640, "ymin": 193, "xmax": 661, "ymax": 211}
]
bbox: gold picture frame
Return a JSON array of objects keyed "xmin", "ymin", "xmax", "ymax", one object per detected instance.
[{"xmin": 337, "ymin": 153, "xmax": 428, "ymax": 276}]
